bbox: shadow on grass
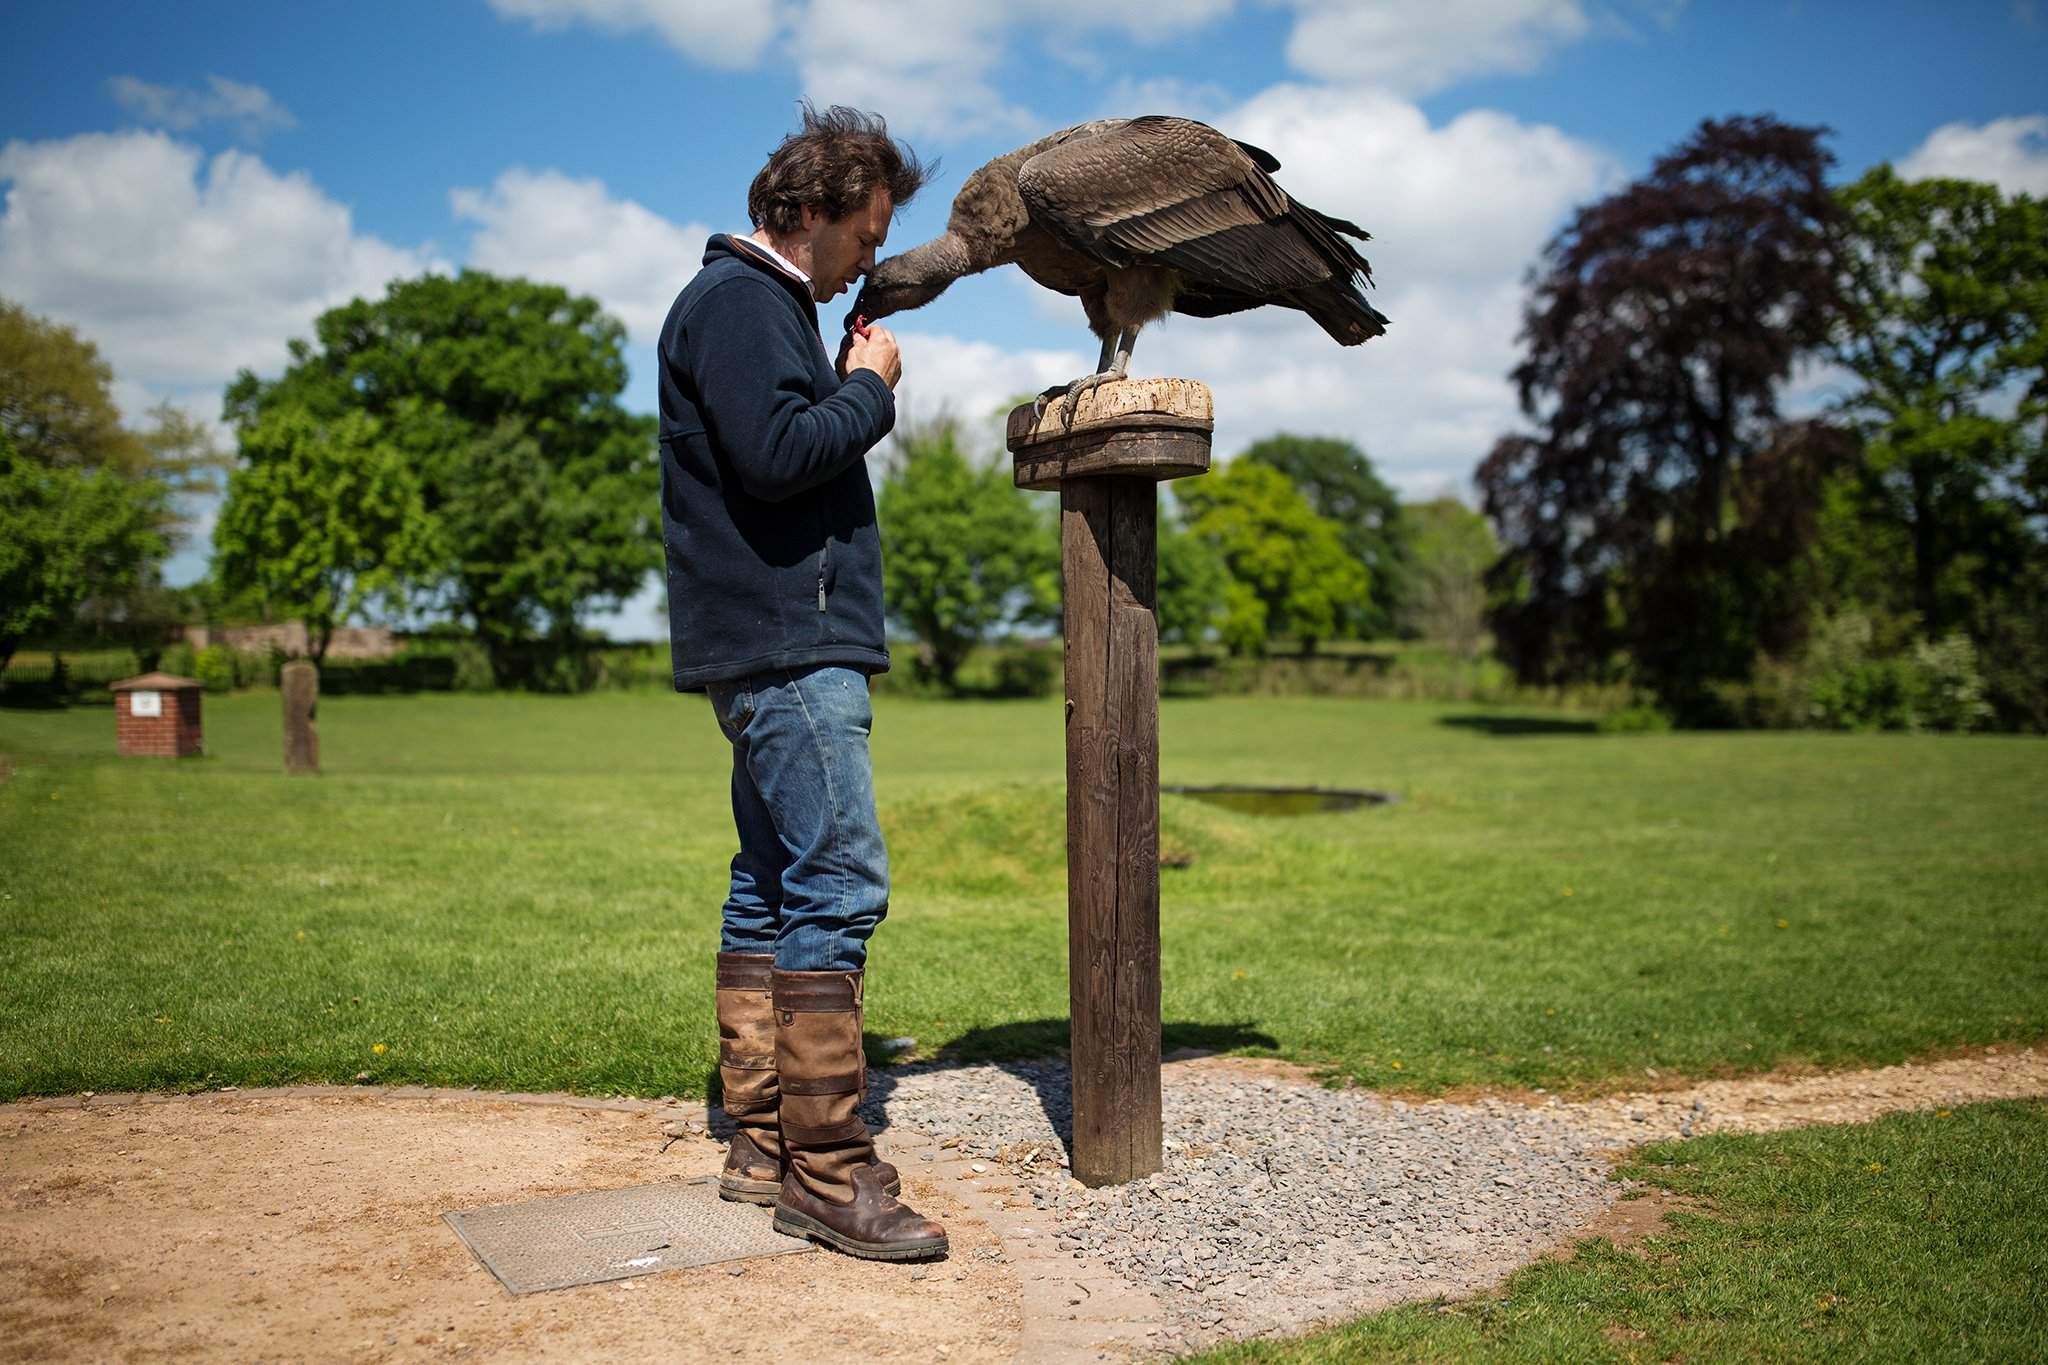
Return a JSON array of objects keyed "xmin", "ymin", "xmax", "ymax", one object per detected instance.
[
  {"xmin": 708, "ymin": 1020, "xmax": 1277, "ymax": 1164},
  {"xmin": 1437, "ymin": 713, "xmax": 1600, "ymax": 737},
  {"xmin": 0, "ymin": 688, "xmax": 70, "ymax": 710}
]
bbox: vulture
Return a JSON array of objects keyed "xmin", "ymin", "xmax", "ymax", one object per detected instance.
[{"xmin": 846, "ymin": 115, "xmax": 1389, "ymax": 418}]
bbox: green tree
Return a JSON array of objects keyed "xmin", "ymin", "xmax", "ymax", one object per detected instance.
[
  {"xmin": 1243, "ymin": 434, "xmax": 1405, "ymax": 638},
  {"xmin": 0, "ymin": 300, "xmax": 141, "ymax": 475},
  {"xmin": 213, "ymin": 406, "xmax": 438, "ymax": 665},
  {"xmin": 877, "ymin": 419, "xmax": 1058, "ymax": 692},
  {"xmin": 1177, "ymin": 459, "xmax": 1368, "ymax": 657},
  {"xmin": 135, "ymin": 400, "xmax": 230, "ymax": 503},
  {"xmin": 1830, "ymin": 166, "xmax": 2047, "ymax": 640},
  {"xmin": 223, "ymin": 271, "xmax": 658, "ymax": 682},
  {"xmin": 74, "ymin": 397, "xmax": 229, "ymax": 645},
  {"xmin": 0, "ymin": 302, "xmax": 187, "ymax": 666},
  {"xmin": 1156, "ymin": 500, "xmax": 1229, "ymax": 647},
  {"xmin": 0, "ymin": 429, "xmax": 165, "ymax": 671},
  {"xmin": 1398, "ymin": 497, "xmax": 1496, "ymax": 656},
  {"xmin": 0, "ymin": 301, "xmax": 223, "ymax": 503}
]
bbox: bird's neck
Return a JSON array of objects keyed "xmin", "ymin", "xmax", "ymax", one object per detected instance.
[{"xmin": 893, "ymin": 232, "xmax": 978, "ymax": 308}]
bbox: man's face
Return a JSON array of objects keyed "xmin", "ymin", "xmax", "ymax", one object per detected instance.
[{"xmin": 802, "ymin": 188, "xmax": 892, "ymax": 304}]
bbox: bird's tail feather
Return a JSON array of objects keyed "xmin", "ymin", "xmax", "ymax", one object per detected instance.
[
  {"xmin": 1290, "ymin": 282, "xmax": 1390, "ymax": 346},
  {"xmin": 1316, "ymin": 210, "xmax": 1371, "ymax": 242}
]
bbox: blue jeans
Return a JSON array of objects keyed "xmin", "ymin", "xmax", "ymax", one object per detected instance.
[{"xmin": 704, "ymin": 666, "xmax": 889, "ymax": 972}]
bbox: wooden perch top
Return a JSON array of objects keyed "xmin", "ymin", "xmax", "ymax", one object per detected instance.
[
  {"xmin": 1004, "ymin": 377, "xmax": 1214, "ymax": 450},
  {"xmin": 1007, "ymin": 378, "xmax": 1214, "ymax": 491}
]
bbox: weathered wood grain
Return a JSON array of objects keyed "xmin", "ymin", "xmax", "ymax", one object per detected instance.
[
  {"xmin": 1013, "ymin": 427, "xmax": 1212, "ymax": 492},
  {"xmin": 1061, "ymin": 478, "xmax": 1122, "ymax": 1181},
  {"xmin": 1014, "ymin": 383, "xmax": 1209, "ymax": 1187},
  {"xmin": 1104, "ymin": 478, "xmax": 1163, "ymax": 1180}
]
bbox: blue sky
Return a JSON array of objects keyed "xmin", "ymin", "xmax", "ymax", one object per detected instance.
[{"xmin": 6, "ymin": 1, "xmax": 2046, "ymax": 637}]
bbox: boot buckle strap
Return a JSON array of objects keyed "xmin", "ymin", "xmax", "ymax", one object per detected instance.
[
  {"xmin": 781, "ymin": 1115, "xmax": 867, "ymax": 1145},
  {"xmin": 719, "ymin": 1045, "xmax": 776, "ymax": 1070},
  {"xmin": 715, "ymin": 954, "xmax": 775, "ymax": 989},
  {"xmin": 779, "ymin": 1073, "xmax": 862, "ymax": 1096},
  {"xmin": 771, "ymin": 970, "xmax": 861, "ymax": 1011}
]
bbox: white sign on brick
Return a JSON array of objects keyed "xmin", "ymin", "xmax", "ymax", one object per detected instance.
[{"xmin": 131, "ymin": 689, "xmax": 162, "ymax": 717}]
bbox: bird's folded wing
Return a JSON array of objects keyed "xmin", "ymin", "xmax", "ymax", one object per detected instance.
[{"xmin": 1016, "ymin": 116, "xmax": 1344, "ymax": 296}]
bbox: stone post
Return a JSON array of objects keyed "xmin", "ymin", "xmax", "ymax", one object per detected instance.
[
  {"xmin": 1006, "ymin": 378, "xmax": 1212, "ymax": 1186},
  {"xmin": 282, "ymin": 660, "xmax": 319, "ymax": 776}
]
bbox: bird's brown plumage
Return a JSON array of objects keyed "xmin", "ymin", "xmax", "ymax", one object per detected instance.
[{"xmin": 848, "ymin": 116, "xmax": 1389, "ymax": 368}]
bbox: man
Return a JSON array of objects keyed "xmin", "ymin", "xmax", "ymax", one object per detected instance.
[{"xmin": 655, "ymin": 105, "xmax": 945, "ymax": 1260}]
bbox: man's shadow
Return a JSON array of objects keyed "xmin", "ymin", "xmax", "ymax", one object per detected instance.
[{"xmin": 705, "ymin": 1020, "xmax": 1279, "ymax": 1163}]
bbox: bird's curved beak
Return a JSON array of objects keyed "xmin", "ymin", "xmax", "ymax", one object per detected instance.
[{"xmin": 842, "ymin": 293, "xmax": 869, "ymax": 334}]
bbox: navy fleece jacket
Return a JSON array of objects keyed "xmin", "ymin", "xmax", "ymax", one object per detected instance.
[{"xmin": 657, "ymin": 234, "xmax": 896, "ymax": 688}]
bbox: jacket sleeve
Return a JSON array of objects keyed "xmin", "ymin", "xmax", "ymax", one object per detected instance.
[{"xmin": 685, "ymin": 276, "xmax": 896, "ymax": 502}]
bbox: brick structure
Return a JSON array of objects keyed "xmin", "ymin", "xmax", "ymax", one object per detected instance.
[{"xmin": 111, "ymin": 673, "xmax": 204, "ymax": 758}]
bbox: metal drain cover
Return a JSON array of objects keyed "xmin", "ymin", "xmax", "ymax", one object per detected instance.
[{"xmin": 445, "ymin": 1177, "xmax": 812, "ymax": 1294}]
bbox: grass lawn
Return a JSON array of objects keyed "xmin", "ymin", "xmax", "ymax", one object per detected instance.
[
  {"xmin": 1, "ymin": 691, "xmax": 2044, "ymax": 1101},
  {"xmin": 1192, "ymin": 1098, "xmax": 2048, "ymax": 1364}
]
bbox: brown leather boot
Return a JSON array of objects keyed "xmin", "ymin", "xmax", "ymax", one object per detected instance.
[
  {"xmin": 715, "ymin": 953, "xmax": 783, "ymax": 1204},
  {"xmin": 714, "ymin": 953, "xmax": 900, "ymax": 1204},
  {"xmin": 770, "ymin": 969, "xmax": 947, "ymax": 1261}
]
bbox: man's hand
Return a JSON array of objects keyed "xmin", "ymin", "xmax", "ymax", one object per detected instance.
[{"xmin": 843, "ymin": 325, "xmax": 901, "ymax": 390}]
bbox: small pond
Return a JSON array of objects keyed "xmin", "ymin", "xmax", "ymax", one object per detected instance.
[{"xmin": 1162, "ymin": 784, "xmax": 1397, "ymax": 816}]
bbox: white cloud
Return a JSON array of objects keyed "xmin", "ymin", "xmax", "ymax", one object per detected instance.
[
  {"xmin": 1221, "ymin": 84, "xmax": 1619, "ymax": 282},
  {"xmin": 491, "ymin": 0, "xmax": 1234, "ymax": 141},
  {"xmin": 452, "ymin": 168, "xmax": 711, "ymax": 348},
  {"xmin": 108, "ymin": 74, "xmax": 297, "ymax": 141},
  {"xmin": 485, "ymin": 0, "xmax": 785, "ymax": 68},
  {"xmin": 790, "ymin": 0, "xmax": 1235, "ymax": 138},
  {"xmin": 1134, "ymin": 280, "xmax": 1533, "ymax": 498},
  {"xmin": 1897, "ymin": 114, "xmax": 2048, "ymax": 196},
  {"xmin": 1274, "ymin": 0, "xmax": 1590, "ymax": 95},
  {"xmin": 892, "ymin": 330, "xmax": 1091, "ymax": 434},
  {"xmin": 0, "ymin": 130, "xmax": 443, "ymax": 391},
  {"xmin": 786, "ymin": 0, "xmax": 1033, "ymax": 144},
  {"xmin": 1093, "ymin": 75, "xmax": 1238, "ymax": 124}
]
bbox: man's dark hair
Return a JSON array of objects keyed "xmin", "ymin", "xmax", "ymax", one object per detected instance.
[{"xmin": 748, "ymin": 103, "xmax": 935, "ymax": 235}]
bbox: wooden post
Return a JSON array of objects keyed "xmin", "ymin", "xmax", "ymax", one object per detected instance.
[
  {"xmin": 282, "ymin": 660, "xmax": 319, "ymax": 775},
  {"xmin": 1008, "ymin": 379, "xmax": 1212, "ymax": 1186}
]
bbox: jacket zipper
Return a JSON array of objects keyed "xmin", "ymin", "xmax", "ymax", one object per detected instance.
[{"xmin": 817, "ymin": 543, "xmax": 829, "ymax": 612}]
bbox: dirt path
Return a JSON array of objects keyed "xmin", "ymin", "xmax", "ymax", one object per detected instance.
[
  {"xmin": 1542, "ymin": 1044, "xmax": 2048, "ymax": 1145},
  {"xmin": 0, "ymin": 1092, "xmax": 1017, "ymax": 1363},
  {"xmin": 2, "ymin": 1047, "xmax": 2039, "ymax": 1364}
]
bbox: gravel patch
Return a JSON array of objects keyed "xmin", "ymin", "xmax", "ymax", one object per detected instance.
[{"xmin": 863, "ymin": 1059, "xmax": 1617, "ymax": 1349}]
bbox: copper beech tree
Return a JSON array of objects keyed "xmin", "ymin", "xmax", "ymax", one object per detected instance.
[{"xmin": 1478, "ymin": 116, "xmax": 1846, "ymax": 717}]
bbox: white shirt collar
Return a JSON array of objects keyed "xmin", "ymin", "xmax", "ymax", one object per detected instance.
[{"xmin": 745, "ymin": 232, "xmax": 811, "ymax": 287}]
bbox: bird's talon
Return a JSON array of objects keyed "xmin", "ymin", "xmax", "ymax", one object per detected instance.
[
  {"xmin": 1050, "ymin": 371, "xmax": 1118, "ymax": 429},
  {"xmin": 1060, "ymin": 385, "xmax": 1084, "ymax": 429}
]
